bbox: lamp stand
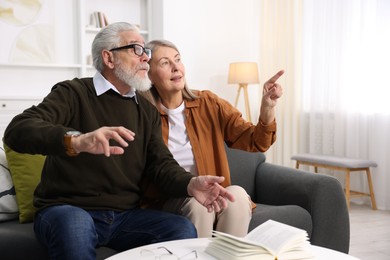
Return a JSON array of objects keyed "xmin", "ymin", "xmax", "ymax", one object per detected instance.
[{"xmin": 234, "ymin": 83, "xmax": 252, "ymax": 122}]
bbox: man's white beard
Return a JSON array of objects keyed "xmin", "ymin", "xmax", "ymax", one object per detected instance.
[{"xmin": 114, "ymin": 62, "xmax": 151, "ymax": 92}]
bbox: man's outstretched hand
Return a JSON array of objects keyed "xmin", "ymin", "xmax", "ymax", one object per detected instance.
[
  {"xmin": 187, "ymin": 176, "xmax": 235, "ymax": 213},
  {"xmin": 71, "ymin": 126, "xmax": 135, "ymax": 157}
]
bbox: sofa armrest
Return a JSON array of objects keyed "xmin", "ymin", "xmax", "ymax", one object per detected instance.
[{"xmin": 255, "ymin": 162, "xmax": 350, "ymax": 253}]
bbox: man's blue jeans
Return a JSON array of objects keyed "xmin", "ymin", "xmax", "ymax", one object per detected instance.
[{"xmin": 34, "ymin": 205, "xmax": 197, "ymax": 260}]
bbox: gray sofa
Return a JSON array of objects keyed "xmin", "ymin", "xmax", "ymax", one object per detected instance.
[{"xmin": 0, "ymin": 146, "xmax": 349, "ymax": 259}]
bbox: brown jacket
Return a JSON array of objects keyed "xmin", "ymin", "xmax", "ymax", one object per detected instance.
[
  {"xmin": 141, "ymin": 90, "xmax": 276, "ymax": 207},
  {"xmin": 159, "ymin": 90, "xmax": 276, "ymax": 187}
]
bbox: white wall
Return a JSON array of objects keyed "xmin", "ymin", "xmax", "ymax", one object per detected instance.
[{"xmin": 150, "ymin": 0, "xmax": 262, "ymax": 121}]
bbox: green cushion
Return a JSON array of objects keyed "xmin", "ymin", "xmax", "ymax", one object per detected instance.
[{"xmin": 4, "ymin": 144, "xmax": 45, "ymax": 223}]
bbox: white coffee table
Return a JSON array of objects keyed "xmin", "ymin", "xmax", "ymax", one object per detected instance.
[{"xmin": 106, "ymin": 238, "xmax": 360, "ymax": 260}]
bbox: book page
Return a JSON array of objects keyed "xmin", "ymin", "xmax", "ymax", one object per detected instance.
[{"xmin": 244, "ymin": 220, "xmax": 309, "ymax": 255}]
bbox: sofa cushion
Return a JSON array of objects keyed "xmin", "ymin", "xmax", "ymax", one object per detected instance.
[
  {"xmin": 250, "ymin": 204, "xmax": 313, "ymax": 238},
  {"xmin": 0, "ymin": 220, "xmax": 48, "ymax": 259},
  {"xmin": 0, "ymin": 146, "xmax": 18, "ymax": 222},
  {"xmin": 4, "ymin": 144, "xmax": 45, "ymax": 223}
]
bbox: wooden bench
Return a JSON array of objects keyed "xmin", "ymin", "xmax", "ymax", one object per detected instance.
[{"xmin": 291, "ymin": 153, "xmax": 377, "ymax": 210}]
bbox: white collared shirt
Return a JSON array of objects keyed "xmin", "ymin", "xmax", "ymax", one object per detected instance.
[{"xmin": 93, "ymin": 72, "xmax": 138, "ymax": 103}]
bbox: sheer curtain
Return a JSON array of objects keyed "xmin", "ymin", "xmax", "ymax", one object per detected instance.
[
  {"xmin": 260, "ymin": 0, "xmax": 390, "ymax": 210},
  {"xmin": 259, "ymin": 0, "xmax": 303, "ymax": 165}
]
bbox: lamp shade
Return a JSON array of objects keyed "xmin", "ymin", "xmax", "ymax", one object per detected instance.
[{"xmin": 228, "ymin": 62, "xmax": 259, "ymax": 84}]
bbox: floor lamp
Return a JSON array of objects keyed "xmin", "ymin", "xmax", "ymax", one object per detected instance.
[{"xmin": 228, "ymin": 62, "xmax": 259, "ymax": 122}]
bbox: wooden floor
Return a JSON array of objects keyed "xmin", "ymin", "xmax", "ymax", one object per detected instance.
[{"xmin": 348, "ymin": 203, "xmax": 390, "ymax": 260}]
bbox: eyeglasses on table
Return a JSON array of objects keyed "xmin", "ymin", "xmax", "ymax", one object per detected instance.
[{"xmin": 140, "ymin": 246, "xmax": 198, "ymax": 259}]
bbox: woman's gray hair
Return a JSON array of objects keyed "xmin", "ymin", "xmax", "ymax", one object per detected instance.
[
  {"xmin": 142, "ymin": 39, "xmax": 198, "ymax": 106},
  {"xmin": 92, "ymin": 22, "xmax": 140, "ymax": 72}
]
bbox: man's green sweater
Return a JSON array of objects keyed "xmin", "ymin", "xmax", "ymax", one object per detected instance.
[{"xmin": 4, "ymin": 77, "xmax": 193, "ymax": 212}]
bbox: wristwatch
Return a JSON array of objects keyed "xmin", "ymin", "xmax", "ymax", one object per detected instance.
[{"xmin": 64, "ymin": 131, "xmax": 82, "ymax": 157}]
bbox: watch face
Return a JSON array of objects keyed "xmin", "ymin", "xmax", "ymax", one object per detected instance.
[{"xmin": 66, "ymin": 131, "xmax": 81, "ymax": 136}]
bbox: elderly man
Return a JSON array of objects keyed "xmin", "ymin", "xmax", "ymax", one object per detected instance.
[{"xmin": 4, "ymin": 22, "xmax": 234, "ymax": 260}]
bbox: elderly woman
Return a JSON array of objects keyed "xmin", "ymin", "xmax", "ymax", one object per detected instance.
[{"xmin": 140, "ymin": 39, "xmax": 284, "ymax": 237}]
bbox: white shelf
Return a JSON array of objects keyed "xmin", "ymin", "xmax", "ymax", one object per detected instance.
[
  {"xmin": 0, "ymin": 97, "xmax": 43, "ymax": 101},
  {"xmin": 0, "ymin": 63, "xmax": 82, "ymax": 69}
]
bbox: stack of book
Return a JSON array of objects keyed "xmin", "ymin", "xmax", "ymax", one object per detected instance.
[{"xmin": 89, "ymin": 11, "xmax": 109, "ymax": 28}]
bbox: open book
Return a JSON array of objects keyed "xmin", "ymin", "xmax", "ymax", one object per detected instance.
[{"xmin": 205, "ymin": 220, "xmax": 315, "ymax": 260}]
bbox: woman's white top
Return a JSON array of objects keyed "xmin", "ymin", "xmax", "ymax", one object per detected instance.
[{"xmin": 160, "ymin": 102, "xmax": 198, "ymax": 175}]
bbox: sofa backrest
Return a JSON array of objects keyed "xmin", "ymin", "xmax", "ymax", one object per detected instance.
[{"xmin": 225, "ymin": 146, "xmax": 265, "ymax": 198}]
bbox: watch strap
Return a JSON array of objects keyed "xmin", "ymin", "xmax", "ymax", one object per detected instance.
[{"xmin": 64, "ymin": 131, "xmax": 81, "ymax": 156}]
